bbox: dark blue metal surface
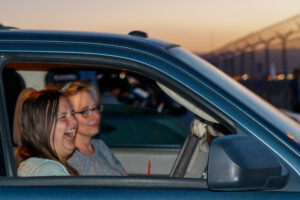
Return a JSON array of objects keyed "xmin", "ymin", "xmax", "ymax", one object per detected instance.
[
  {"xmin": 0, "ymin": 187, "xmax": 299, "ymax": 200},
  {"xmin": 0, "ymin": 30, "xmax": 299, "ymax": 198}
]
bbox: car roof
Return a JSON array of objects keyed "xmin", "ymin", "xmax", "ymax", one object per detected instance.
[{"xmin": 0, "ymin": 29, "xmax": 178, "ymax": 52}]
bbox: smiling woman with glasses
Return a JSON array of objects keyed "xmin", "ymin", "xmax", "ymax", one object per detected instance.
[
  {"xmin": 74, "ymin": 104, "xmax": 104, "ymax": 118},
  {"xmin": 62, "ymin": 80, "xmax": 126, "ymax": 176}
]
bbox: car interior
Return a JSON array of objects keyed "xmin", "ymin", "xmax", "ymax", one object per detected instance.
[{"xmin": 3, "ymin": 61, "xmax": 233, "ymax": 179}]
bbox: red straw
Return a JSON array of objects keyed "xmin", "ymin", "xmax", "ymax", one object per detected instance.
[{"xmin": 147, "ymin": 160, "xmax": 151, "ymax": 176}]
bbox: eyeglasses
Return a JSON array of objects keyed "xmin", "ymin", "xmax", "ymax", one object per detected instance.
[{"xmin": 74, "ymin": 104, "xmax": 104, "ymax": 118}]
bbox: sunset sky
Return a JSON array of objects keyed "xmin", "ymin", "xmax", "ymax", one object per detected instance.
[{"xmin": 1, "ymin": 0, "xmax": 300, "ymax": 53}]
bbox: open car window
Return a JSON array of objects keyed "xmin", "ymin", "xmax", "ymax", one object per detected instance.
[{"xmin": 2, "ymin": 61, "xmax": 233, "ymax": 179}]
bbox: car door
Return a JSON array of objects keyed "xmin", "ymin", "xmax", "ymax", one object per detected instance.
[{"xmin": 0, "ymin": 64, "xmax": 298, "ymax": 199}]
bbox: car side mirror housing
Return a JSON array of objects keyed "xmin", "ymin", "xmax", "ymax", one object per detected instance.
[{"xmin": 207, "ymin": 135, "xmax": 288, "ymax": 190}]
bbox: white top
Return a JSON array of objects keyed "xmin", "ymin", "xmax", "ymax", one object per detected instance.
[{"xmin": 18, "ymin": 157, "xmax": 70, "ymax": 177}]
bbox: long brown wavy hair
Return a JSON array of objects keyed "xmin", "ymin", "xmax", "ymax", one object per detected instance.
[{"xmin": 16, "ymin": 88, "xmax": 78, "ymax": 175}]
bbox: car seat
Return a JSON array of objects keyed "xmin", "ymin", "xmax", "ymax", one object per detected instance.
[
  {"xmin": 13, "ymin": 88, "xmax": 36, "ymax": 146},
  {"xmin": 170, "ymin": 117, "xmax": 209, "ymax": 178},
  {"xmin": 3, "ymin": 68, "xmax": 25, "ymax": 146}
]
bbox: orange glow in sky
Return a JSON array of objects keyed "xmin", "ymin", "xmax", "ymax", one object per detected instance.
[{"xmin": 1, "ymin": 0, "xmax": 300, "ymax": 53}]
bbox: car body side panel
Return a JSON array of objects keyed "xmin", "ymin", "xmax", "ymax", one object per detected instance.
[{"xmin": 0, "ymin": 187, "xmax": 299, "ymax": 199}]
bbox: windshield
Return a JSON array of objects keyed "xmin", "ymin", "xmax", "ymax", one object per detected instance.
[{"xmin": 169, "ymin": 47, "xmax": 300, "ymax": 155}]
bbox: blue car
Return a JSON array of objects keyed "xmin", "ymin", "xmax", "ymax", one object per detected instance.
[{"xmin": 0, "ymin": 29, "xmax": 299, "ymax": 199}]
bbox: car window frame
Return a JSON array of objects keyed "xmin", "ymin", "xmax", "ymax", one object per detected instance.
[
  {"xmin": 0, "ymin": 58, "xmax": 16, "ymax": 177},
  {"xmin": 0, "ymin": 52, "xmax": 298, "ymax": 191}
]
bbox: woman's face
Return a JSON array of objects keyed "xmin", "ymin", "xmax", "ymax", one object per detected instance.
[
  {"xmin": 68, "ymin": 91, "xmax": 101, "ymax": 137},
  {"xmin": 50, "ymin": 97, "xmax": 78, "ymax": 160}
]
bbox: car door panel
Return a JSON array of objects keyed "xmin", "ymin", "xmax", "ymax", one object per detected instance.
[
  {"xmin": 112, "ymin": 147, "xmax": 179, "ymax": 176},
  {"xmin": 0, "ymin": 186, "xmax": 299, "ymax": 199}
]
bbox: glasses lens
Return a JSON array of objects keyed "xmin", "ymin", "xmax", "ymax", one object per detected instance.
[
  {"xmin": 82, "ymin": 109, "xmax": 92, "ymax": 118},
  {"xmin": 93, "ymin": 104, "xmax": 104, "ymax": 112},
  {"xmin": 81, "ymin": 104, "xmax": 103, "ymax": 118}
]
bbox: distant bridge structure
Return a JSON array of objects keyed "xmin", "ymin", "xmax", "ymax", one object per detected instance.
[{"xmin": 204, "ymin": 14, "xmax": 300, "ymax": 80}]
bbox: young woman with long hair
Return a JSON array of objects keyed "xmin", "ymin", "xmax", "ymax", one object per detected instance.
[{"xmin": 16, "ymin": 88, "xmax": 78, "ymax": 176}]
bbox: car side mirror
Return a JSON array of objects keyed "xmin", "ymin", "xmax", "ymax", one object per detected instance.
[{"xmin": 207, "ymin": 135, "xmax": 288, "ymax": 190}]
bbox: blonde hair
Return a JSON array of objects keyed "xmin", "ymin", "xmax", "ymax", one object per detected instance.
[{"xmin": 62, "ymin": 80, "xmax": 100, "ymax": 103}]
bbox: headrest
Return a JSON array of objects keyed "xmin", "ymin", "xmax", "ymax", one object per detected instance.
[{"xmin": 13, "ymin": 88, "xmax": 36, "ymax": 146}]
